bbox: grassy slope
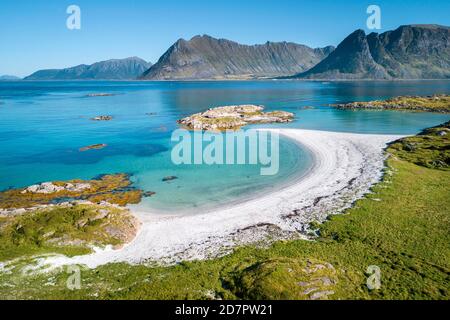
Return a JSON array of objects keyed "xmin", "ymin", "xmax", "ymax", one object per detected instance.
[
  {"xmin": 0, "ymin": 204, "xmax": 138, "ymax": 262},
  {"xmin": 0, "ymin": 125, "xmax": 449, "ymax": 300}
]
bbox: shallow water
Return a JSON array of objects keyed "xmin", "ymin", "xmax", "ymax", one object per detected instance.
[{"xmin": 0, "ymin": 80, "xmax": 449, "ymax": 211}]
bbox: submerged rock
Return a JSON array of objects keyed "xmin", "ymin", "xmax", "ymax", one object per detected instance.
[
  {"xmin": 143, "ymin": 191, "xmax": 156, "ymax": 197},
  {"xmin": 162, "ymin": 176, "xmax": 178, "ymax": 182},
  {"xmin": 177, "ymin": 105, "xmax": 294, "ymax": 131},
  {"xmin": 79, "ymin": 143, "xmax": 107, "ymax": 152},
  {"xmin": 86, "ymin": 93, "xmax": 116, "ymax": 97}
]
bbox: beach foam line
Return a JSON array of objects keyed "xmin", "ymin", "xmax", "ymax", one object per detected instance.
[{"xmin": 43, "ymin": 129, "xmax": 404, "ymax": 268}]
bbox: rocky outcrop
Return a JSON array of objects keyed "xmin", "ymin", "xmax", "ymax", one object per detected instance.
[
  {"xmin": 21, "ymin": 182, "xmax": 91, "ymax": 194},
  {"xmin": 24, "ymin": 57, "xmax": 152, "ymax": 80},
  {"xmin": 294, "ymin": 24, "xmax": 450, "ymax": 79},
  {"xmin": 140, "ymin": 35, "xmax": 334, "ymax": 80},
  {"xmin": 177, "ymin": 105, "xmax": 294, "ymax": 130}
]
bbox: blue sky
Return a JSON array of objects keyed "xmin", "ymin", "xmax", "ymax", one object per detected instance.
[{"xmin": 1, "ymin": 0, "xmax": 449, "ymax": 77}]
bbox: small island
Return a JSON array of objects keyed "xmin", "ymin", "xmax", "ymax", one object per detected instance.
[
  {"xmin": 333, "ymin": 94, "xmax": 450, "ymax": 113},
  {"xmin": 91, "ymin": 115, "xmax": 113, "ymax": 121},
  {"xmin": 177, "ymin": 105, "xmax": 294, "ymax": 131}
]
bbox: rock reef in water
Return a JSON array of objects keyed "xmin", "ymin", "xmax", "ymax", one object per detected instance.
[
  {"xmin": 91, "ymin": 115, "xmax": 113, "ymax": 121},
  {"xmin": 86, "ymin": 93, "xmax": 116, "ymax": 97},
  {"xmin": 177, "ymin": 105, "xmax": 294, "ymax": 131}
]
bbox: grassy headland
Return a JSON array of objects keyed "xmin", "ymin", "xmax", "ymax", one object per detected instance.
[
  {"xmin": 333, "ymin": 95, "xmax": 450, "ymax": 113},
  {"xmin": 0, "ymin": 123, "xmax": 449, "ymax": 300}
]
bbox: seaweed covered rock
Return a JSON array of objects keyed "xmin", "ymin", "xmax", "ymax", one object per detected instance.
[{"xmin": 0, "ymin": 174, "xmax": 143, "ymax": 210}]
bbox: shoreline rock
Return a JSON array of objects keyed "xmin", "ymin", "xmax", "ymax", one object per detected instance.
[{"xmin": 0, "ymin": 174, "xmax": 143, "ymax": 210}]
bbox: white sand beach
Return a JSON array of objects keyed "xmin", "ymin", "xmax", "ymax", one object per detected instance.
[{"xmin": 43, "ymin": 129, "xmax": 404, "ymax": 268}]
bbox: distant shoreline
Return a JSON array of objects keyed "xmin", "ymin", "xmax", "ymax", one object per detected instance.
[{"xmin": 12, "ymin": 78, "xmax": 450, "ymax": 83}]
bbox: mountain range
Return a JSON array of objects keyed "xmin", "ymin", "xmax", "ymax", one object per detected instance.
[
  {"xmin": 24, "ymin": 57, "xmax": 151, "ymax": 80},
  {"xmin": 22, "ymin": 24, "xmax": 450, "ymax": 80},
  {"xmin": 294, "ymin": 24, "xmax": 450, "ymax": 79},
  {"xmin": 140, "ymin": 35, "xmax": 334, "ymax": 80}
]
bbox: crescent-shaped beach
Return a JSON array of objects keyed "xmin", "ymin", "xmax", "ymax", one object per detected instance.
[{"xmin": 43, "ymin": 129, "xmax": 404, "ymax": 268}]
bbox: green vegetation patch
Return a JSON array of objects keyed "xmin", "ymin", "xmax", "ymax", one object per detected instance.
[
  {"xmin": 0, "ymin": 204, "xmax": 139, "ymax": 262},
  {"xmin": 388, "ymin": 121, "xmax": 450, "ymax": 170}
]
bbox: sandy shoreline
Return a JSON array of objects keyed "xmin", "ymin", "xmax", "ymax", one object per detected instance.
[{"xmin": 44, "ymin": 129, "xmax": 404, "ymax": 268}]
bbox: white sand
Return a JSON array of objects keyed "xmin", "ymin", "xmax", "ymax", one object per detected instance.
[{"xmin": 43, "ymin": 129, "xmax": 403, "ymax": 268}]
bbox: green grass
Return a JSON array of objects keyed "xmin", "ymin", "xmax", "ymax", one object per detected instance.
[
  {"xmin": 0, "ymin": 123, "xmax": 449, "ymax": 300},
  {"xmin": 388, "ymin": 121, "xmax": 449, "ymax": 170},
  {"xmin": 0, "ymin": 204, "xmax": 138, "ymax": 262}
]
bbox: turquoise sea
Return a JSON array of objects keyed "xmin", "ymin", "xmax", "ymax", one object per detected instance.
[{"xmin": 0, "ymin": 80, "xmax": 449, "ymax": 212}]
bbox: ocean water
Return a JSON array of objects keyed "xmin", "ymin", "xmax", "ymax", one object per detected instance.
[{"xmin": 0, "ymin": 80, "xmax": 449, "ymax": 212}]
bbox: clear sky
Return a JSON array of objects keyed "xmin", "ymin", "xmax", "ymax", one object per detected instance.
[{"xmin": 1, "ymin": 0, "xmax": 449, "ymax": 77}]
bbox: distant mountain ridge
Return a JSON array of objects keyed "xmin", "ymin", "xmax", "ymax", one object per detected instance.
[
  {"xmin": 0, "ymin": 75, "xmax": 21, "ymax": 80},
  {"xmin": 140, "ymin": 35, "xmax": 335, "ymax": 80},
  {"xmin": 25, "ymin": 57, "xmax": 151, "ymax": 80},
  {"xmin": 294, "ymin": 24, "xmax": 450, "ymax": 79}
]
